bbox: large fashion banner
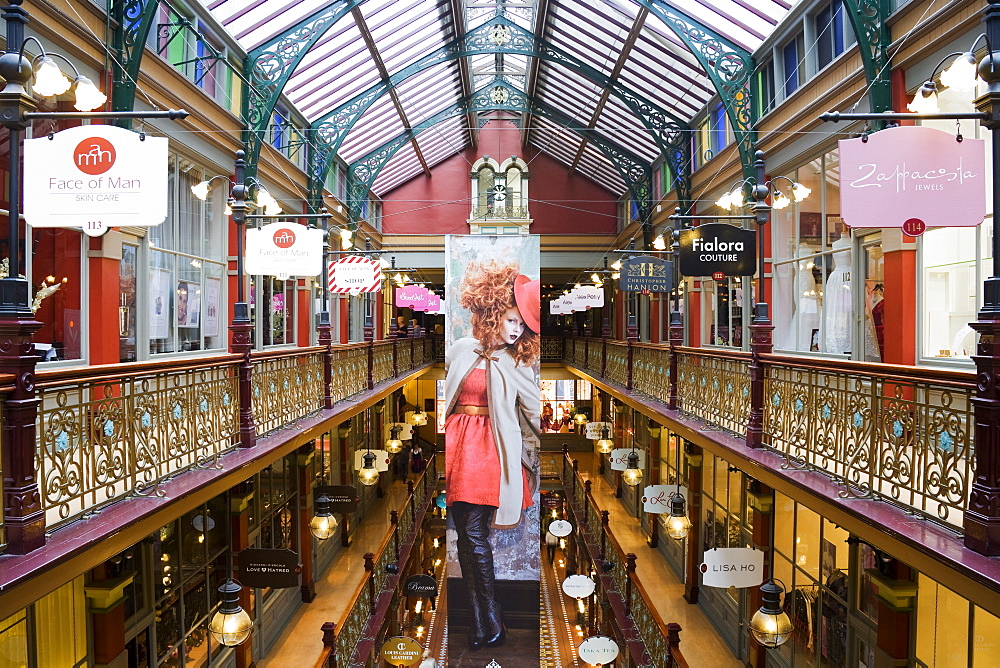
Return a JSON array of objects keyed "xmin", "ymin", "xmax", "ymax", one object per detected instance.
[{"xmin": 445, "ymin": 235, "xmax": 540, "ymax": 664}]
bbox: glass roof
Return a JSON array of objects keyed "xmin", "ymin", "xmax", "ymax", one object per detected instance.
[{"xmin": 200, "ymin": 0, "xmax": 799, "ymax": 197}]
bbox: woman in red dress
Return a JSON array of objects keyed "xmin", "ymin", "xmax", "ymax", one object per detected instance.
[{"xmin": 445, "ymin": 261, "xmax": 540, "ymax": 650}]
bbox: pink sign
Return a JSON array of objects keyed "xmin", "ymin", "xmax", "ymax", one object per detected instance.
[
  {"xmin": 839, "ymin": 125, "xmax": 985, "ymax": 229},
  {"xmin": 395, "ymin": 285, "xmax": 423, "ymax": 307}
]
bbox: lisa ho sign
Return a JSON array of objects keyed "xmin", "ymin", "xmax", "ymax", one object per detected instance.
[
  {"xmin": 24, "ymin": 125, "xmax": 168, "ymax": 237},
  {"xmin": 839, "ymin": 125, "xmax": 985, "ymax": 229}
]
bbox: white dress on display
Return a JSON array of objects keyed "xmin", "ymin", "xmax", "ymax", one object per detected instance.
[
  {"xmin": 823, "ymin": 234, "xmax": 852, "ymax": 354},
  {"xmin": 794, "ymin": 244, "xmax": 821, "ymax": 350}
]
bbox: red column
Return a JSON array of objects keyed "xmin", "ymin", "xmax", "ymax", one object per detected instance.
[
  {"xmin": 88, "ymin": 233, "xmax": 122, "ymax": 364},
  {"xmin": 880, "ymin": 229, "xmax": 917, "ymax": 365}
]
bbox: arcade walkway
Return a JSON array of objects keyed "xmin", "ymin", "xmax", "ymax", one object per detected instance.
[{"xmin": 260, "ymin": 452, "xmax": 740, "ymax": 667}]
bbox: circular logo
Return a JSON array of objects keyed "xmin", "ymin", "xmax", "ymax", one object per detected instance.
[
  {"xmin": 562, "ymin": 574, "xmax": 596, "ymax": 599},
  {"xmin": 902, "ymin": 218, "xmax": 927, "ymax": 237},
  {"xmin": 379, "ymin": 636, "xmax": 423, "ymax": 666},
  {"xmin": 73, "ymin": 137, "xmax": 116, "ymax": 175},
  {"xmin": 548, "ymin": 519, "xmax": 573, "ymax": 537},
  {"xmin": 272, "ymin": 228, "xmax": 296, "ymax": 248},
  {"xmin": 578, "ymin": 636, "xmax": 620, "ymax": 665}
]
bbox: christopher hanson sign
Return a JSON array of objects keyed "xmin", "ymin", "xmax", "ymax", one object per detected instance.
[
  {"xmin": 619, "ymin": 255, "xmax": 672, "ymax": 292},
  {"xmin": 679, "ymin": 224, "xmax": 756, "ymax": 277},
  {"xmin": 839, "ymin": 125, "xmax": 985, "ymax": 229}
]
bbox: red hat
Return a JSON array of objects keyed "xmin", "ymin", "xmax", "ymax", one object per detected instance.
[{"xmin": 513, "ymin": 274, "xmax": 540, "ymax": 333}]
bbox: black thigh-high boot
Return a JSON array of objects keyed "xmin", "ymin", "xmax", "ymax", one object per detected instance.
[
  {"xmin": 452, "ymin": 502, "xmax": 488, "ymax": 648},
  {"xmin": 464, "ymin": 503, "xmax": 505, "ymax": 647}
]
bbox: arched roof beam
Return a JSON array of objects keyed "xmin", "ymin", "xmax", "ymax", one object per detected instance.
[
  {"xmin": 840, "ymin": 0, "xmax": 892, "ymax": 119},
  {"xmin": 345, "ymin": 76, "xmax": 652, "ymax": 227},
  {"xmin": 307, "ymin": 14, "xmax": 687, "ymax": 211}
]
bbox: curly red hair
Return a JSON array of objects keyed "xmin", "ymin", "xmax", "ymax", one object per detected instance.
[{"xmin": 459, "ymin": 260, "xmax": 539, "ymax": 367}]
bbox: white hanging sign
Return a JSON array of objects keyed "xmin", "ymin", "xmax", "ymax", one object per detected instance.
[
  {"xmin": 547, "ymin": 519, "xmax": 573, "ymax": 537},
  {"xmin": 576, "ymin": 285, "xmax": 604, "ymax": 308},
  {"xmin": 700, "ymin": 548, "xmax": 765, "ymax": 588},
  {"xmin": 330, "ymin": 257, "xmax": 382, "ymax": 293},
  {"xmin": 577, "ymin": 636, "xmax": 620, "ymax": 665},
  {"xmin": 585, "ymin": 421, "xmax": 610, "ymax": 440},
  {"xmin": 354, "ymin": 449, "xmax": 391, "ymax": 472},
  {"xmin": 642, "ymin": 484, "xmax": 688, "ymax": 514},
  {"xmin": 245, "ymin": 222, "xmax": 323, "ymax": 277},
  {"xmin": 562, "ymin": 574, "xmax": 596, "ymax": 599},
  {"xmin": 24, "ymin": 124, "xmax": 168, "ymax": 237},
  {"xmin": 609, "ymin": 448, "xmax": 645, "ymax": 472}
]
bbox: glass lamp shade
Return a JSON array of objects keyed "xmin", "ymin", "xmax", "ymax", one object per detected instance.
[
  {"xmin": 596, "ymin": 438, "xmax": 614, "ymax": 454},
  {"xmin": 309, "ymin": 495, "xmax": 338, "ymax": 540},
  {"xmin": 665, "ymin": 494, "xmax": 691, "ymax": 540},
  {"xmin": 358, "ymin": 452, "xmax": 380, "ymax": 486},
  {"xmin": 190, "ymin": 180, "xmax": 211, "ymax": 200},
  {"xmin": 940, "ymin": 52, "xmax": 979, "ymax": 92},
  {"xmin": 622, "ymin": 452, "xmax": 642, "ymax": 486},
  {"xmin": 791, "ymin": 182, "xmax": 811, "ymax": 202},
  {"xmin": 573, "ymin": 412, "xmax": 587, "ymax": 425},
  {"xmin": 72, "ymin": 75, "xmax": 107, "ymax": 111},
  {"xmin": 652, "ymin": 234, "xmax": 667, "ymax": 250},
  {"xmin": 750, "ymin": 581, "xmax": 793, "ymax": 647},
  {"xmin": 32, "ymin": 56, "xmax": 71, "ymax": 96},
  {"xmin": 385, "ymin": 438, "xmax": 403, "ymax": 454},
  {"xmin": 410, "ymin": 410, "xmax": 427, "ymax": 426},
  {"xmin": 209, "ymin": 580, "xmax": 253, "ymax": 646},
  {"xmin": 907, "ymin": 81, "xmax": 940, "ymax": 114}
]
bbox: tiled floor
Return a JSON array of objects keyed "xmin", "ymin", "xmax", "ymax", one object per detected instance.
[{"xmin": 572, "ymin": 452, "xmax": 743, "ymax": 668}]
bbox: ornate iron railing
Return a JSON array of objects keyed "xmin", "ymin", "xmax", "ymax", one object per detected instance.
[
  {"xmin": 35, "ymin": 357, "xmax": 241, "ymax": 527},
  {"xmin": 763, "ymin": 356, "xmax": 975, "ymax": 528},
  {"xmin": 327, "ymin": 455, "xmax": 439, "ymax": 667},
  {"xmin": 560, "ymin": 452, "xmax": 686, "ymax": 668},
  {"xmin": 563, "ymin": 337, "xmax": 978, "ymax": 532},
  {"xmin": 251, "ymin": 348, "xmax": 325, "ymax": 435}
]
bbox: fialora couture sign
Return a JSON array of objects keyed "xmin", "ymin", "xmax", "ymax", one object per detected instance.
[
  {"xmin": 839, "ymin": 125, "xmax": 985, "ymax": 229},
  {"xmin": 24, "ymin": 125, "xmax": 168, "ymax": 237}
]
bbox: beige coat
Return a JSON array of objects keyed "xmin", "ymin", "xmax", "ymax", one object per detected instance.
[{"xmin": 445, "ymin": 337, "xmax": 539, "ymax": 527}]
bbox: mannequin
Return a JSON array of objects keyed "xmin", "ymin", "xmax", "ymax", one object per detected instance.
[
  {"xmin": 793, "ymin": 243, "xmax": 821, "ymax": 351},
  {"xmin": 823, "ymin": 233, "xmax": 852, "ymax": 354}
]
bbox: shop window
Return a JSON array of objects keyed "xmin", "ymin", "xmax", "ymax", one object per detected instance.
[
  {"xmin": 772, "ymin": 494, "xmax": 853, "ymax": 666},
  {"xmin": 703, "ymin": 276, "xmax": 745, "ymax": 348},
  {"xmin": 120, "ymin": 243, "xmax": 139, "ymax": 362},
  {"xmin": 147, "ymin": 155, "xmax": 227, "ymax": 358},
  {"xmin": 539, "ymin": 379, "xmax": 577, "ymax": 433},
  {"xmin": 757, "ymin": 60, "xmax": 776, "ymax": 115},
  {"xmin": 256, "ymin": 276, "xmax": 296, "ymax": 346},
  {"xmin": 34, "ymin": 577, "xmax": 88, "ymax": 667},
  {"xmin": 915, "ymin": 576, "xmax": 969, "ymax": 667},
  {"xmin": 21, "ymin": 110, "xmax": 85, "ymax": 363}
]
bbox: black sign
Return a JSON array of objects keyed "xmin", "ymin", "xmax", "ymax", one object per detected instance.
[
  {"xmin": 679, "ymin": 224, "xmax": 756, "ymax": 277},
  {"xmin": 619, "ymin": 255, "xmax": 673, "ymax": 293},
  {"xmin": 425, "ymin": 517, "xmax": 447, "ymax": 537},
  {"xmin": 318, "ymin": 484, "xmax": 360, "ymax": 513},
  {"xmin": 239, "ymin": 548, "xmax": 301, "ymax": 589},
  {"xmin": 404, "ymin": 574, "xmax": 438, "ymax": 597}
]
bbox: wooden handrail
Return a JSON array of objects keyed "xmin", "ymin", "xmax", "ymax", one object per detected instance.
[{"xmin": 34, "ymin": 354, "xmax": 242, "ymax": 387}]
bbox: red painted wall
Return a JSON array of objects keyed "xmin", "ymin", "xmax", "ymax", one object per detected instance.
[{"xmin": 382, "ymin": 117, "xmax": 618, "ymax": 235}]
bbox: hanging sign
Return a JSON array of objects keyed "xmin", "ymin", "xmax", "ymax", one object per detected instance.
[
  {"xmin": 642, "ymin": 484, "xmax": 687, "ymax": 514},
  {"xmin": 839, "ymin": 125, "xmax": 986, "ymax": 228},
  {"xmin": 330, "ymin": 257, "xmax": 382, "ymax": 293},
  {"xmin": 238, "ymin": 548, "xmax": 301, "ymax": 589},
  {"xmin": 316, "ymin": 484, "xmax": 360, "ymax": 513},
  {"xmin": 678, "ymin": 224, "xmax": 756, "ymax": 277},
  {"xmin": 562, "ymin": 574, "xmax": 596, "ymax": 599},
  {"xmin": 700, "ymin": 547, "xmax": 765, "ymax": 588},
  {"xmin": 575, "ymin": 285, "xmax": 605, "ymax": 308},
  {"xmin": 24, "ymin": 124, "xmax": 168, "ymax": 237},
  {"xmin": 354, "ymin": 449, "xmax": 391, "ymax": 472},
  {"xmin": 426, "ymin": 294, "xmax": 442, "ymax": 313},
  {"xmin": 379, "ymin": 637, "xmax": 423, "ymax": 666},
  {"xmin": 585, "ymin": 422, "xmax": 610, "ymax": 440},
  {"xmin": 245, "ymin": 222, "xmax": 324, "ymax": 278},
  {"xmin": 619, "ymin": 255, "xmax": 673, "ymax": 292},
  {"xmin": 548, "ymin": 519, "xmax": 573, "ymax": 537},
  {"xmin": 396, "ymin": 284, "xmax": 426, "ymax": 307},
  {"xmin": 609, "ymin": 448, "xmax": 645, "ymax": 471},
  {"xmin": 577, "ymin": 636, "xmax": 620, "ymax": 665},
  {"xmin": 425, "ymin": 517, "xmax": 447, "ymax": 537},
  {"xmin": 404, "ymin": 574, "xmax": 438, "ymax": 598}
]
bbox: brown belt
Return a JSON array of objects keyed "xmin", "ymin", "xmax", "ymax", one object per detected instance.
[{"xmin": 454, "ymin": 405, "xmax": 490, "ymax": 416}]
